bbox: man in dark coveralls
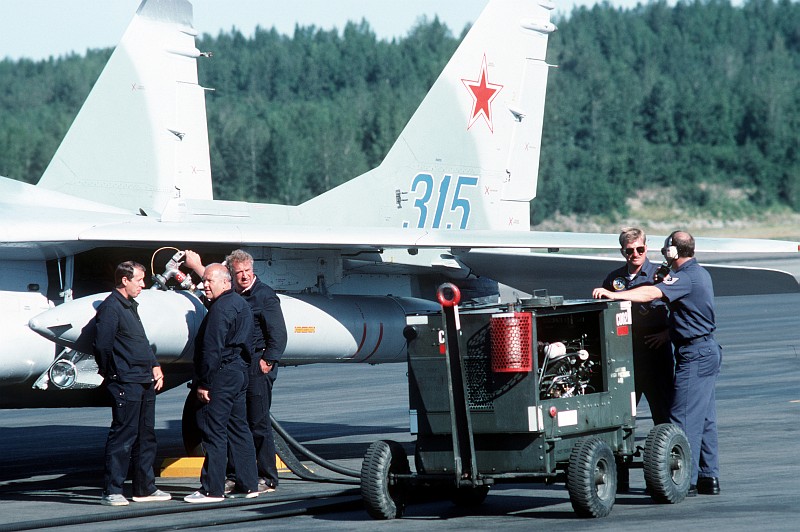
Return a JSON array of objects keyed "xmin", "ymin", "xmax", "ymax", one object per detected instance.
[
  {"xmin": 94, "ymin": 261, "xmax": 171, "ymax": 506},
  {"xmin": 593, "ymin": 231, "xmax": 722, "ymax": 497},
  {"xmin": 184, "ymin": 263, "xmax": 259, "ymax": 503},
  {"xmin": 185, "ymin": 249, "xmax": 287, "ymax": 493},
  {"xmin": 601, "ymin": 227, "xmax": 673, "ymax": 426}
]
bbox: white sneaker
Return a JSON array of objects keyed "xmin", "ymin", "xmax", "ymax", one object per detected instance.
[
  {"xmin": 132, "ymin": 489, "xmax": 172, "ymax": 503},
  {"xmin": 100, "ymin": 493, "xmax": 129, "ymax": 506},
  {"xmin": 226, "ymin": 490, "xmax": 259, "ymax": 499},
  {"xmin": 184, "ymin": 491, "xmax": 225, "ymax": 504}
]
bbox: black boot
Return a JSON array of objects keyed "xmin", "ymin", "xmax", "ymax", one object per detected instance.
[{"xmin": 696, "ymin": 477, "xmax": 720, "ymax": 495}]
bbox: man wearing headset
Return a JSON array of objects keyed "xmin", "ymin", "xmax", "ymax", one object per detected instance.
[
  {"xmin": 600, "ymin": 228, "xmax": 673, "ymax": 427},
  {"xmin": 592, "ymin": 231, "xmax": 721, "ymax": 497}
]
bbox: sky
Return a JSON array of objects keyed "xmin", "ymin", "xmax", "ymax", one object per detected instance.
[{"xmin": 0, "ymin": 0, "xmax": 650, "ymax": 62}]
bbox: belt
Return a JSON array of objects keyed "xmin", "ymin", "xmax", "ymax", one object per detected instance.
[{"xmin": 674, "ymin": 334, "xmax": 712, "ymax": 348}]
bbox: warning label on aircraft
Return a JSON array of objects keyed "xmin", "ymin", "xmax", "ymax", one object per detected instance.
[{"xmin": 294, "ymin": 326, "xmax": 316, "ymax": 334}]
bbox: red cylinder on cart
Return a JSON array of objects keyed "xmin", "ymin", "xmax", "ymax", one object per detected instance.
[{"xmin": 490, "ymin": 312, "xmax": 532, "ymax": 372}]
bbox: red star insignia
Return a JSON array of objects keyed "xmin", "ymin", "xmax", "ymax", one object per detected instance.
[{"xmin": 462, "ymin": 54, "xmax": 503, "ymax": 132}]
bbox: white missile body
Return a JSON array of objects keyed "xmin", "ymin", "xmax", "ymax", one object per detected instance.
[
  {"xmin": 28, "ymin": 289, "xmax": 441, "ymax": 368},
  {"xmin": 0, "ymin": 291, "xmax": 54, "ymax": 383}
]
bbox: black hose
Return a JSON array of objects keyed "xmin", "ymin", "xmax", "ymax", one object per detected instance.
[
  {"xmin": 271, "ymin": 413, "xmax": 362, "ymax": 481},
  {"xmin": 0, "ymin": 490, "xmax": 360, "ymax": 532},
  {"xmin": 273, "ymin": 428, "xmax": 358, "ymax": 485}
]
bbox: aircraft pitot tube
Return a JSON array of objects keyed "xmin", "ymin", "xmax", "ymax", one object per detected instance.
[{"xmin": 28, "ymin": 290, "xmax": 441, "ymax": 389}]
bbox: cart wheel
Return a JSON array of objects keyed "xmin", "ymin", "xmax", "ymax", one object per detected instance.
[
  {"xmin": 643, "ymin": 423, "xmax": 691, "ymax": 504},
  {"xmin": 567, "ymin": 438, "xmax": 617, "ymax": 518},
  {"xmin": 451, "ymin": 485, "xmax": 490, "ymax": 507},
  {"xmin": 360, "ymin": 440, "xmax": 410, "ymax": 520}
]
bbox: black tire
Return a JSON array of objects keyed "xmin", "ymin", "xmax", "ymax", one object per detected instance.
[
  {"xmin": 361, "ymin": 440, "xmax": 410, "ymax": 520},
  {"xmin": 181, "ymin": 389, "xmax": 204, "ymax": 457},
  {"xmin": 451, "ymin": 485, "xmax": 490, "ymax": 507},
  {"xmin": 643, "ymin": 423, "xmax": 691, "ymax": 504},
  {"xmin": 567, "ymin": 438, "xmax": 617, "ymax": 518}
]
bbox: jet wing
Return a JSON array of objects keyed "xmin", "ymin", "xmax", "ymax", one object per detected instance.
[
  {"xmin": 77, "ymin": 221, "xmax": 800, "ymax": 297},
  {"xmin": 68, "ymin": 221, "xmax": 800, "ymax": 254},
  {"xmin": 0, "ymin": 178, "xmax": 137, "ymax": 260},
  {"xmin": 4, "ymin": 182, "xmax": 797, "ymax": 294},
  {"xmin": 459, "ymin": 249, "xmax": 800, "ymax": 298}
]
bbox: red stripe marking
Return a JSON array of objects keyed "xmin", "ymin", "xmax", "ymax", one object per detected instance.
[
  {"xmin": 360, "ymin": 323, "xmax": 384, "ymax": 362},
  {"xmin": 347, "ymin": 323, "xmax": 368, "ymax": 359}
]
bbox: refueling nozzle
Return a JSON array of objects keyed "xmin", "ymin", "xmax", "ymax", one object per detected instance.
[{"xmin": 152, "ymin": 250, "xmax": 195, "ymax": 291}]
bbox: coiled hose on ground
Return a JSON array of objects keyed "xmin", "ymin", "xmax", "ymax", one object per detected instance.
[{"xmin": 271, "ymin": 413, "xmax": 361, "ymax": 485}]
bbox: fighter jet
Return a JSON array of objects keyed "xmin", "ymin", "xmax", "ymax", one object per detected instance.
[{"xmin": 3, "ymin": 0, "xmax": 798, "ymax": 416}]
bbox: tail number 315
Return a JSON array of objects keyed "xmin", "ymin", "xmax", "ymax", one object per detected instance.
[{"xmin": 404, "ymin": 173, "xmax": 478, "ymax": 230}]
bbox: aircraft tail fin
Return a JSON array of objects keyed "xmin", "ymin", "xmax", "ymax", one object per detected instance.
[
  {"xmin": 301, "ymin": 0, "xmax": 556, "ymax": 232},
  {"xmin": 37, "ymin": 0, "xmax": 213, "ymax": 215}
]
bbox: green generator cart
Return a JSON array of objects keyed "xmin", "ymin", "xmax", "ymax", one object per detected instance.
[{"xmin": 361, "ymin": 284, "xmax": 691, "ymax": 519}]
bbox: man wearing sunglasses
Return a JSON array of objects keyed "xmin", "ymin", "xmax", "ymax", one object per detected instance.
[
  {"xmin": 593, "ymin": 231, "xmax": 721, "ymax": 497},
  {"xmin": 600, "ymin": 228, "xmax": 673, "ymax": 427}
]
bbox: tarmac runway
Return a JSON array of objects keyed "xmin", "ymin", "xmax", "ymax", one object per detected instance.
[{"xmin": 1, "ymin": 292, "xmax": 799, "ymax": 530}]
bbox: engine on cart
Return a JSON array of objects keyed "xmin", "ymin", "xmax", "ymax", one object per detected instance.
[{"xmin": 537, "ymin": 336, "xmax": 596, "ymax": 399}]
